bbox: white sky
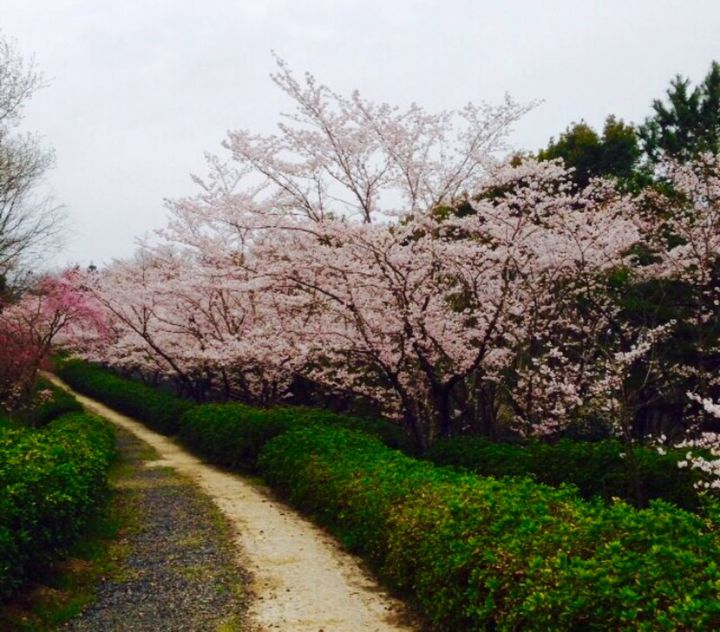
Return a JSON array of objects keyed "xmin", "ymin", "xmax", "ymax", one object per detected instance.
[{"xmin": 3, "ymin": 0, "xmax": 720, "ymax": 269}]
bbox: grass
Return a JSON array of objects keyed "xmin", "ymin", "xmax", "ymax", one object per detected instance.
[
  {"xmin": 215, "ymin": 614, "xmax": 249, "ymax": 632},
  {"xmin": 168, "ymin": 470, "xmax": 250, "ymax": 615}
]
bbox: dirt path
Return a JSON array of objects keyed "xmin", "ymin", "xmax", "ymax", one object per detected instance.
[
  {"xmin": 65, "ymin": 428, "xmax": 250, "ymax": 632},
  {"xmin": 48, "ymin": 375, "xmax": 418, "ymax": 632}
]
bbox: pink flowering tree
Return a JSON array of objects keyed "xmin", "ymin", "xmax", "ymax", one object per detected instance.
[
  {"xmin": 630, "ymin": 153, "xmax": 720, "ymax": 491},
  {"xmin": 0, "ymin": 269, "xmax": 107, "ymax": 411},
  {"xmin": 162, "ymin": 153, "xmax": 640, "ymax": 448},
  {"xmin": 633, "ymin": 153, "xmax": 720, "ymax": 434},
  {"xmin": 79, "ymin": 60, "xmax": 649, "ymax": 448},
  {"xmin": 74, "ymin": 246, "xmax": 302, "ymax": 404}
]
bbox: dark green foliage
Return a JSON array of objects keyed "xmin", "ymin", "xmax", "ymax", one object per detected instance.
[
  {"xmin": 263, "ymin": 405, "xmax": 414, "ymax": 453},
  {"xmin": 57, "ymin": 360, "xmax": 720, "ymax": 629},
  {"xmin": 57, "ymin": 360, "xmax": 411, "ymax": 452},
  {"xmin": 27, "ymin": 378, "xmax": 84, "ymax": 427},
  {"xmin": 639, "ymin": 61, "xmax": 720, "ymax": 164},
  {"xmin": 425, "ymin": 436, "xmax": 701, "ymax": 510},
  {"xmin": 538, "ymin": 116, "xmax": 645, "ymax": 189},
  {"xmin": 0, "ymin": 377, "xmax": 83, "ymax": 430},
  {"xmin": 259, "ymin": 426, "xmax": 446, "ymax": 558},
  {"xmin": 608, "ymin": 271, "xmax": 720, "ymax": 440},
  {"xmin": 0, "ymin": 413, "xmax": 115, "ymax": 601},
  {"xmin": 179, "ymin": 402, "xmax": 414, "ymax": 471},
  {"xmin": 57, "ymin": 359, "xmax": 193, "ymax": 434},
  {"xmin": 259, "ymin": 425, "xmax": 720, "ymax": 631},
  {"xmin": 180, "ymin": 403, "xmax": 293, "ymax": 470}
]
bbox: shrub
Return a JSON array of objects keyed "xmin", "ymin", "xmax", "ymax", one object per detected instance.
[
  {"xmin": 57, "ymin": 359, "xmax": 193, "ymax": 434},
  {"xmin": 180, "ymin": 403, "xmax": 293, "ymax": 470},
  {"xmin": 0, "ymin": 412, "xmax": 115, "ymax": 600},
  {"xmin": 0, "ymin": 377, "xmax": 83, "ymax": 430},
  {"xmin": 267, "ymin": 405, "xmax": 415, "ymax": 453},
  {"xmin": 179, "ymin": 402, "xmax": 414, "ymax": 471},
  {"xmin": 258, "ymin": 425, "xmax": 720, "ymax": 631},
  {"xmin": 26, "ymin": 378, "xmax": 84, "ymax": 427},
  {"xmin": 425, "ymin": 436, "xmax": 702, "ymax": 510},
  {"xmin": 54, "ymin": 360, "xmax": 720, "ymax": 628}
]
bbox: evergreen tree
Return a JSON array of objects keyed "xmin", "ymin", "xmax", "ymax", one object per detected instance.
[
  {"xmin": 538, "ymin": 116, "xmax": 642, "ymax": 189},
  {"xmin": 639, "ymin": 61, "xmax": 720, "ymax": 164}
]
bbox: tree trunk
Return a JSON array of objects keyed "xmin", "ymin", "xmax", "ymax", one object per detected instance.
[{"xmin": 476, "ymin": 381, "xmax": 498, "ymax": 439}]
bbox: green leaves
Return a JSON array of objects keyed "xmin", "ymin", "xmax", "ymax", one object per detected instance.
[
  {"xmin": 425, "ymin": 436, "xmax": 701, "ymax": 510},
  {"xmin": 639, "ymin": 62, "xmax": 720, "ymax": 164},
  {"xmin": 258, "ymin": 425, "xmax": 720, "ymax": 630},
  {"xmin": 0, "ymin": 413, "xmax": 115, "ymax": 600},
  {"xmin": 57, "ymin": 360, "xmax": 720, "ymax": 629},
  {"xmin": 179, "ymin": 401, "xmax": 413, "ymax": 472},
  {"xmin": 180, "ymin": 403, "xmax": 292, "ymax": 471},
  {"xmin": 57, "ymin": 359, "xmax": 193, "ymax": 434}
]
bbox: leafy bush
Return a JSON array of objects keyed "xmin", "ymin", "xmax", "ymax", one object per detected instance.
[
  {"xmin": 0, "ymin": 377, "xmax": 83, "ymax": 430},
  {"xmin": 58, "ymin": 360, "xmax": 411, "ymax": 451},
  {"xmin": 57, "ymin": 359, "xmax": 193, "ymax": 434},
  {"xmin": 259, "ymin": 425, "xmax": 720, "ymax": 631},
  {"xmin": 179, "ymin": 402, "xmax": 413, "ymax": 471},
  {"xmin": 55, "ymin": 359, "xmax": 720, "ymax": 628},
  {"xmin": 26, "ymin": 378, "xmax": 84, "ymax": 427},
  {"xmin": 180, "ymin": 403, "xmax": 293, "ymax": 470},
  {"xmin": 266, "ymin": 405, "xmax": 414, "ymax": 453},
  {"xmin": 425, "ymin": 436, "xmax": 702, "ymax": 510},
  {"xmin": 0, "ymin": 412, "xmax": 115, "ymax": 600}
]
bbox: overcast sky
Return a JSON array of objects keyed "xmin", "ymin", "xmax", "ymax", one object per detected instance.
[{"xmin": 3, "ymin": 0, "xmax": 720, "ymax": 269}]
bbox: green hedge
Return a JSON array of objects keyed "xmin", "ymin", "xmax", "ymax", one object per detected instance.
[
  {"xmin": 57, "ymin": 359, "xmax": 193, "ymax": 434},
  {"xmin": 53, "ymin": 360, "xmax": 720, "ymax": 628},
  {"xmin": 27, "ymin": 378, "xmax": 85, "ymax": 427},
  {"xmin": 56, "ymin": 360, "xmax": 700, "ymax": 512},
  {"xmin": 0, "ymin": 412, "xmax": 115, "ymax": 600},
  {"xmin": 425, "ymin": 437, "xmax": 702, "ymax": 510},
  {"xmin": 253, "ymin": 405, "xmax": 414, "ymax": 453},
  {"xmin": 258, "ymin": 425, "xmax": 720, "ymax": 631},
  {"xmin": 0, "ymin": 378, "xmax": 83, "ymax": 430},
  {"xmin": 180, "ymin": 403, "xmax": 292, "ymax": 470},
  {"xmin": 179, "ymin": 402, "xmax": 413, "ymax": 470},
  {"xmin": 57, "ymin": 359, "xmax": 411, "ymax": 452}
]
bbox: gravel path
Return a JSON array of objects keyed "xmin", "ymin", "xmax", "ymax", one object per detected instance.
[
  {"xmin": 49, "ymin": 375, "xmax": 419, "ymax": 632},
  {"xmin": 64, "ymin": 428, "xmax": 249, "ymax": 632}
]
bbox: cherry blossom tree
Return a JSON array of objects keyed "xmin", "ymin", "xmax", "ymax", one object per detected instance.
[
  {"xmin": 671, "ymin": 393, "xmax": 720, "ymax": 493},
  {"xmin": 159, "ymin": 156, "xmax": 641, "ymax": 448},
  {"xmin": 0, "ymin": 269, "xmax": 106, "ymax": 410},
  {"xmin": 634, "ymin": 153, "xmax": 720, "ymax": 432},
  {"xmin": 75, "ymin": 246, "xmax": 301, "ymax": 404},
  {"xmin": 64, "ymin": 60, "xmax": 654, "ymax": 449}
]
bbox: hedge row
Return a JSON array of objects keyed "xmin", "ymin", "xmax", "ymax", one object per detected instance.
[
  {"xmin": 58, "ymin": 359, "xmax": 703, "ymax": 511},
  {"xmin": 57, "ymin": 359, "xmax": 193, "ymax": 434},
  {"xmin": 179, "ymin": 402, "xmax": 413, "ymax": 469},
  {"xmin": 28, "ymin": 377, "xmax": 85, "ymax": 427},
  {"xmin": 425, "ymin": 436, "xmax": 702, "ymax": 510},
  {"xmin": 53, "ymin": 360, "xmax": 720, "ymax": 628},
  {"xmin": 259, "ymin": 425, "xmax": 720, "ymax": 631},
  {"xmin": 57, "ymin": 359, "xmax": 411, "ymax": 452},
  {"xmin": 0, "ymin": 412, "xmax": 115, "ymax": 600}
]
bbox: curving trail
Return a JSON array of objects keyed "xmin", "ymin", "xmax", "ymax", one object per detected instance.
[{"xmin": 48, "ymin": 374, "xmax": 418, "ymax": 632}]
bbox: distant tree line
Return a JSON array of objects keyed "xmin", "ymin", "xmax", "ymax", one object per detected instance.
[{"xmin": 537, "ymin": 61, "xmax": 720, "ymax": 190}]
